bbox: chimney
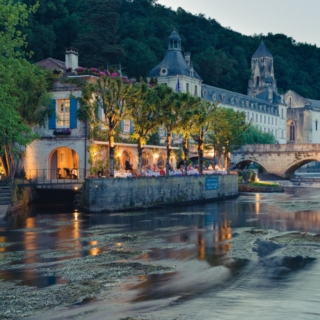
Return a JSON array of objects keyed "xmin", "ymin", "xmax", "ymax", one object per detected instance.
[
  {"xmin": 268, "ymin": 87, "xmax": 273, "ymax": 103},
  {"xmin": 185, "ymin": 52, "xmax": 191, "ymax": 67},
  {"xmin": 65, "ymin": 48, "xmax": 78, "ymax": 70}
]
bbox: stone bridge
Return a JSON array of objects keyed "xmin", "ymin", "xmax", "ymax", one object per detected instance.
[{"xmin": 231, "ymin": 144, "xmax": 320, "ymax": 178}]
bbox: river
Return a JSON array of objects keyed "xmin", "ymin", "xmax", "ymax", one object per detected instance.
[{"xmin": 1, "ymin": 188, "xmax": 320, "ymax": 319}]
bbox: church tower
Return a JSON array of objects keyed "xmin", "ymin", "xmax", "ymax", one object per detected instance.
[{"xmin": 248, "ymin": 41, "xmax": 277, "ymax": 98}]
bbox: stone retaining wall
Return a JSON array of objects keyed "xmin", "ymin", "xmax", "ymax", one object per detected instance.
[{"xmin": 82, "ymin": 174, "xmax": 238, "ymax": 212}]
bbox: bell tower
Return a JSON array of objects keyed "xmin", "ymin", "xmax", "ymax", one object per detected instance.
[{"xmin": 248, "ymin": 41, "xmax": 277, "ymax": 97}]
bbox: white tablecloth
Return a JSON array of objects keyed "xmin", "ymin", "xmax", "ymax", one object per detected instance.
[
  {"xmin": 144, "ymin": 171, "xmax": 160, "ymax": 177},
  {"xmin": 114, "ymin": 172, "xmax": 133, "ymax": 178},
  {"xmin": 187, "ymin": 171, "xmax": 199, "ymax": 176},
  {"xmin": 203, "ymin": 170, "xmax": 228, "ymax": 175},
  {"xmin": 169, "ymin": 171, "xmax": 183, "ymax": 176}
]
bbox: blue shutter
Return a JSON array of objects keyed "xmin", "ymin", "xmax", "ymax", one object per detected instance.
[
  {"xmin": 70, "ymin": 98, "xmax": 77, "ymax": 128},
  {"xmin": 130, "ymin": 120, "xmax": 134, "ymax": 133},
  {"xmin": 48, "ymin": 99, "xmax": 56, "ymax": 129},
  {"xmin": 120, "ymin": 120, "xmax": 124, "ymax": 132}
]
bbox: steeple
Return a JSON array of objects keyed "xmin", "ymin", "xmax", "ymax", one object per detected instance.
[
  {"xmin": 248, "ymin": 41, "xmax": 277, "ymax": 98},
  {"xmin": 168, "ymin": 30, "xmax": 181, "ymax": 51}
]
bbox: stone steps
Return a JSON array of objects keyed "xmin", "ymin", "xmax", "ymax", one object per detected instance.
[{"xmin": 0, "ymin": 185, "xmax": 11, "ymax": 205}]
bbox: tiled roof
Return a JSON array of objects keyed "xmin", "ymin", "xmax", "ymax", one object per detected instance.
[
  {"xmin": 252, "ymin": 41, "xmax": 273, "ymax": 58},
  {"xmin": 35, "ymin": 58, "xmax": 66, "ymax": 70},
  {"xmin": 147, "ymin": 50, "xmax": 201, "ymax": 80},
  {"xmin": 201, "ymin": 84, "xmax": 279, "ymax": 116}
]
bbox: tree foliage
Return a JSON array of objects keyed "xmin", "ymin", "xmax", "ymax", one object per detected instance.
[
  {"xmin": 0, "ymin": 0, "xmax": 51, "ymax": 178},
  {"xmin": 19, "ymin": 0, "xmax": 320, "ymax": 99},
  {"xmin": 243, "ymin": 125, "xmax": 278, "ymax": 144}
]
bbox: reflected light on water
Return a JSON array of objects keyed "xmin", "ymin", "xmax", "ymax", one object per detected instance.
[
  {"xmin": 255, "ymin": 194, "xmax": 261, "ymax": 214},
  {"xmin": 89, "ymin": 247, "xmax": 100, "ymax": 256}
]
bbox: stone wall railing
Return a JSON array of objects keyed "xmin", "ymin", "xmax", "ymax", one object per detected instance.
[{"xmin": 82, "ymin": 174, "xmax": 238, "ymax": 212}]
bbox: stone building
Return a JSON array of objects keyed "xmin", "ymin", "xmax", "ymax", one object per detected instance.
[
  {"xmin": 147, "ymin": 32, "xmax": 287, "ymax": 144},
  {"xmin": 284, "ymin": 90, "xmax": 320, "ymax": 144},
  {"xmin": 24, "ymin": 50, "xmax": 174, "ymax": 181}
]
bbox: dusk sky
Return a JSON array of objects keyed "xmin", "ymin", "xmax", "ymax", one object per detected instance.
[{"xmin": 157, "ymin": 0, "xmax": 320, "ymax": 47}]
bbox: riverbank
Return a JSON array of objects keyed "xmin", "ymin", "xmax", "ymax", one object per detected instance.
[
  {"xmin": 83, "ymin": 174, "xmax": 238, "ymax": 212},
  {"xmin": 239, "ymin": 182, "xmax": 284, "ymax": 193}
]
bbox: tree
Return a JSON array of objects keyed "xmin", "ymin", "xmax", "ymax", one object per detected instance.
[
  {"xmin": 155, "ymin": 86, "xmax": 181, "ymax": 175},
  {"xmin": 127, "ymin": 82, "xmax": 161, "ymax": 173},
  {"xmin": 0, "ymin": 0, "xmax": 51, "ymax": 179},
  {"xmin": 190, "ymin": 101, "xmax": 217, "ymax": 174},
  {"xmin": 207, "ymin": 107, "xmax": 249, "ymax": 169},
  {"xmin": 74, "ymin": 0, "xmax": 123, "ymax": 67},
  {"xmin": 243, "ymin": 125, "xmax": 277, "ymax": 144},
  {"xmin": 79, "ymin": 74, "xmax": 135, "ymax": 176},
  {"xmin": 175, "ymin": 93, "xmax": 201, "ymax": 170}
]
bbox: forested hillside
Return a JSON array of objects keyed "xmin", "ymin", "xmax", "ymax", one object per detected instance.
[{"xmin": 21, "ymin": 0, "xmax": 320, "ymax": 98}]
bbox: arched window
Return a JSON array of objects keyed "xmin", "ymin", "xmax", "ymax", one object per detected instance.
[{"xmin": 287, "ymin": 120, "xmax": 295, "ymax": 141}]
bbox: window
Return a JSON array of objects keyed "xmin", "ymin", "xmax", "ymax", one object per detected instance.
[
  {"xmin": 260, "ymin": 115, "xmax": 262, "ymax": 123},
  {"xmin": 194, "ymin": 85, "xmax": 198, "ymax": 96},
  {"xmin": 123, "ymin": 120, "xmax": 130, "ymax": 133},
  {"xmin": 252, "ymin": 112, "xmax": 254, "ymax": 120},
  {"xmin": 159, "ymin": 127, "xmax": 165, "ymax": 137},
  {"xmin": 186, "ymin": 83, "xmax": 189, "ymax": 93},
  {"xmin": 264, "ymin": 115, "xmax": 266, "ymax": 124},
  {"xmin": 203, "ymin": 90, "xmax": 207, "ymax": 98},
  {"xmin": 316, "ymin": 120, "xmax": 318, "ymax": 131},
  {"xmin": 268, "ymin": 116, "xmax": 270, "ymax": 125},
  {"xmin": 275, "ymin": 118, "xmax": 277, "ymax": 126},
  {"xmin": 287, "ymin": 120, "xmax": 295, "ymax": 141},
  {"xmin": 272, "ymin": 117, "xmax": 273, "ymax": 125},
  {"xmin": 57, "ymin": 99, "xmax": 70, "ymax": 127},
  {"xmin": 256, "ymin": 114, "xmax": 258, "ymax": 122},
  {"xmin": 281, "ymin": 108, "xmax": 284, "ymax": 119}
]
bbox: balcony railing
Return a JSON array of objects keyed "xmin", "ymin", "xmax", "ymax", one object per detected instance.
[{"xmin": 21, "ymin": 168, "xmax": 89, "ymax": 185}]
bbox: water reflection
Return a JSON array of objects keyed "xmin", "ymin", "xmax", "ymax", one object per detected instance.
[{"xmin": 1, "ymin": 188, "xmax": 320, "ymax": 306}]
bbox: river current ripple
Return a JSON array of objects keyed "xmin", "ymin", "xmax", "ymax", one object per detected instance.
[{"xmin": 1, "ymin": 188, "xmax": 320, "ymax": 319}]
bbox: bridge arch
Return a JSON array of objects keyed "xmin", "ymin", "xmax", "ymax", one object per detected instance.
[
  {"xmin": 48, "ymin": 147, "xmax": 79, "ymax": 179},
  {"xmin": 284, "ymin": 158, "xmax": 319, "ymax": 178}
]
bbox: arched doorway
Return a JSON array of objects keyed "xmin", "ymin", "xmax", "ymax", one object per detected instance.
[
  {"xmin": 120, "ymin": 150, "xmax": 133, "ymax": 170},
  {"xmin": 157, "ymin": 151, "xmax": 166, "ymax": 168},
  {"xmin": 142, "ymin": 150, "xmax": 152, "ymax": 167},
  {"xmin": 49, "ymin": 147, "xmax": 79, "ymax": 179}
]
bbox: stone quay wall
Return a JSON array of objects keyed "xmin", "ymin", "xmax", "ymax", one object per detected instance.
[{"xmin": 82, "ymin": 174, "xmax": 238, "ymax": 212}]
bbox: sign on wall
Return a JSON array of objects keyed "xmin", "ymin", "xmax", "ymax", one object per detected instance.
[{"xmin": 205, "ymin": 177, "xmax": 219, "ymax": 190}]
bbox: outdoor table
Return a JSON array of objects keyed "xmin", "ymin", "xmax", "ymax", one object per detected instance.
[
  {"xmin": 114, "ymin": 171, "xmax": 133, "ymax": 178},
  {"xmin": 169, "ymin": 171, "xmax": 182, "ymax": 176},
  {"xmin": 187, "ymin": 171, "xmax": 199, "ymax": 176},
  {"xmin": 143, "ymin": 171, "xmax": 160, "ymax": 177}
]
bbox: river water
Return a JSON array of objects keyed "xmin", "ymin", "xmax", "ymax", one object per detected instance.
[{"xmin": 1, "ymin": 188, "xmax": 320, "ymax": 319}]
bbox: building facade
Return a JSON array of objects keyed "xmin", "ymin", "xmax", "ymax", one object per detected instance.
[{"xmin": 147, "ymin": 32, "xmax": 287, "ymax": 144}]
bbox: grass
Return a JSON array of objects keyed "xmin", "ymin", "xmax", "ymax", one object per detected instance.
[{"xmin": 247, "ymin": 181, "xmax": 280, "ymax": 187}]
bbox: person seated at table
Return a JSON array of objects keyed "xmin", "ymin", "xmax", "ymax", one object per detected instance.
[
  {"xmin": 125, "ymin": 160, "xmax": 133, "ymax": 172},
  {"xmin": 179, "ymin": 165, "xmax": 186, "ymax": 175},
  {"xmin": 207, "ymin": 164, "xmax": 213, "ymax": 170},
  {"xmin": 152, "ymin": 164, "xmax": 159, "ymax": 172},
  {"xmin": 168, "ymin": 164, "xmax": 174, "ymax": 172},
  {"xmin": 146, "ymin": 165, "xmax": 152, "ymax": 173},
  {"xmin": 215, "ymin": 164, "xmax": 221, "ymax": 170},
  {"xmin": 187, "ymin": 164, "xmax": 194, "ymax": 172},
  {"xmin": 159, "ymin": 167, "xmax": 165, "ymax": 176}
]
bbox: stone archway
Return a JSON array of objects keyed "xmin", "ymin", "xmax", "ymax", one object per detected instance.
[
  {"xmin": 49, "ymin": 147, "xmax": 79, "ymax": 179},
  {"xmin": 120, "ymin": 149, "xmax": 134, "ymax": 170},
  {"xmin": 284, "ymin": 159, "xmax": 318, "ymax": 178}
]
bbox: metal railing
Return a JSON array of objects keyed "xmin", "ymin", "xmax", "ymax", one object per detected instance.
[{"xmin": 21, "ymin": 168, "xmax": 90, "ymax": 185}]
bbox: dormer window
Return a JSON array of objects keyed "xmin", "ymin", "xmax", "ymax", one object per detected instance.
[{"xmin": 160, "ymin": 68, "xmax": 168, "ymax": 76}]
